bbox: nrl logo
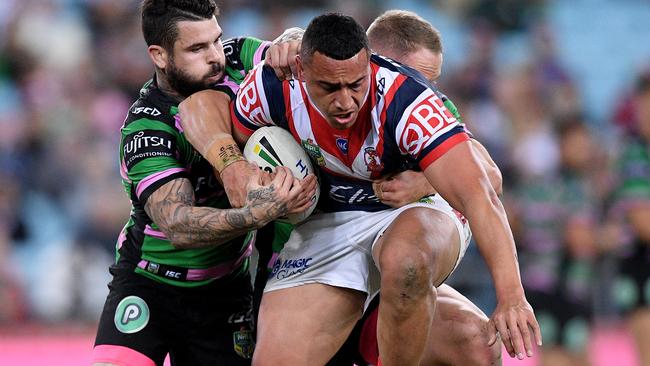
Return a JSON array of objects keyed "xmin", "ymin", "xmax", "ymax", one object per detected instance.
[
  {"xmin": 233, "ymin": 329, "xmax": 254, "ymax": 359},
  {"xmin": 301, "ymin": 138, "xmax": 326, "ymax": 166}
]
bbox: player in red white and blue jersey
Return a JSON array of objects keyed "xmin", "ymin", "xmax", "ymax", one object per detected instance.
[
  {"xmin": 233, "ymin": 51, "xmax": 468, "ymax": 214},
  {"xmin": 227, "ymin": 13, "xmax": 541, "ymax": 366}
]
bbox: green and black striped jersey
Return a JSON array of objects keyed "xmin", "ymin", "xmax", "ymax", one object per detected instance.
[{"xmin": 116, "ymin": 37, "xmax": 270, "ymax": 287}]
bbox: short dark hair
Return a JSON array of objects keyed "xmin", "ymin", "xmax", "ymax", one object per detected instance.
[
  {"xmin": 141, "ymin": 0, "xmax": 219, "ymax": 51},
  {"xmin": 367, "ymin": 10, "xmax": 442, "ymax": 55},
  {"xmin": 301, "ymin": 13, "xmax": 369, "ymax": 63}
]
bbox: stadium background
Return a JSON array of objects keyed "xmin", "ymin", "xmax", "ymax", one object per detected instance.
[{"xmin": 1, "ymin": 0, "xmax": 649, "ymax": 365}]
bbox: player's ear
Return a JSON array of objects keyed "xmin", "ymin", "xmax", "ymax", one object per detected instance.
[
  {"xmin": 295, "ymin": 54, "xmax": 305, "ymax": 81},
  {"xmin": 148, "ymin": 45, "xmax": 169, "ymax": 70}
]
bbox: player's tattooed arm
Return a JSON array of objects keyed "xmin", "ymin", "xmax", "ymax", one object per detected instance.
[{"xmin": 144, "ymin": 177, "xmax": 288, "ymax": 249}]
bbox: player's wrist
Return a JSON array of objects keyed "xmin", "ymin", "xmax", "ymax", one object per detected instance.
[
  {"xmin": 204, "ymin": 137, "xmax": 246, "ymax": 173},
  {"xmin": 495, "ymin": 283, "xmax": 525, "ymax": 302}
]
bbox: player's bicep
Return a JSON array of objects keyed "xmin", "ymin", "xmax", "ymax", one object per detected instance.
[
  {"xmin": 144, "ymin": 177, "xmax": 195, "ymax": 234},
  {"xmin": 470, "ymin": 139, "xmax": 503, "ymax": 194},
  {"xmin": 423, "ymin": 140, "xmax": 490, "ymax": 211}
]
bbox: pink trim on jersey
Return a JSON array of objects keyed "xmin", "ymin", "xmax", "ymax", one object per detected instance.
[
  {"xmin": 117, "ymin": 227, "xmax": 127, "ymax": 250},
  {"xmin": 91, "ymin": 345, "xmax": 156, "ymax": 366},
  {"xmin": 220, "ymin": 76, "xmax": 240, "ymax": 96},
  {"xmin": 120, "ymin": 159, "xmax": 131, "ymax": 183},
  {"xmin": 418, "ymin": 132, "xmax": 470, "ymax": 170},
  {"xmin": 136, "ymin": 167, "xmax": 186, "ymax": 199},
  {"xmin": 137, "ymin": 241, "xmax": 251, "ymax": 281},
  {"xmin": 254, "ymin": 41, "xmax": 272, "ymax": 65},
  {"xmin": 267, "ymin": 252, "xmax": 280, "ymax": 270},
  {"xmin": 185, "ymin": 241, "xmax": 253, "ymax": 280},
  {"xmin": 173, "ymin": 114, "xmax": 184, "ymax": 133},
  {"xmin": 144, "ymin": 225, "xmax": 167, "ymax": 240}
]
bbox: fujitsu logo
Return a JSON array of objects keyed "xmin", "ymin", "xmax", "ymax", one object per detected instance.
[{"xmin": 123, "ymin": 131, "xmax": 172, "ymax": 155}]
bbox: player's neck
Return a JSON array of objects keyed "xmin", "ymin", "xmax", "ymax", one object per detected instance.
[{"xmin": 155, "ymin": 70, "xmax": 184, "ymax": 103}]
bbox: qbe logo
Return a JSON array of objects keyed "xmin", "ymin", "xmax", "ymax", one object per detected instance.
[
  {"xmin": 114, "ymin": 296, "xmax": 150, "ymax": 334},
  {"xmin": 237, "ymin": 68, "xmax": 266, "ymax": 125},
  {"xmin": 400, "ymin": 93, "xmax": 457, "ymax": 156}
]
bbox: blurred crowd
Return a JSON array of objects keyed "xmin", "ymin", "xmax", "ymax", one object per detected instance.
[{"xmin": 1, "ymin": 0, "xmax": 649, "ymax": 364}]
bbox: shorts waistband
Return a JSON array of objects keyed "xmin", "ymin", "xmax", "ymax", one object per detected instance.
[{"xmin": 137, "ymin": 242, "xmax": 253, "ymax": 282}]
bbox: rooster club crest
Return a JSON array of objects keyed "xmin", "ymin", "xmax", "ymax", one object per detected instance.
[
  {"xmin": 301, "ymin": 138, "xmax": 326, "ymax": 166},
  {"xmin": 364, "ymin": 147, "xmax": 383, "ymax": 172}
]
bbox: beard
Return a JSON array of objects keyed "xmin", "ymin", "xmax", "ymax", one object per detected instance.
[{"xmin": 166, "ymin": 58, "xmax": 225, "ymax": 98}]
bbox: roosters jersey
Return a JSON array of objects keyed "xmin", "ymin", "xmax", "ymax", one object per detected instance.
[{"xmin": 232, "ymin": 54, "xmax": 469, "ymax": 212}]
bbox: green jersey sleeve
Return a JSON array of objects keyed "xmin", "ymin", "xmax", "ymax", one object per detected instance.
[
  {"xmin": 214, "ymin": 37, "xmax": 272, "ymax": 100},
  {"xmin": 120, "ymin": 116, "xmax": 189, "ymax": 204}
]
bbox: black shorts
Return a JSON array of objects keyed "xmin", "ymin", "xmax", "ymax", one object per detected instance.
[{"xmin": 93, "ymin": 267, "xmax": 253, "ymax": 366}]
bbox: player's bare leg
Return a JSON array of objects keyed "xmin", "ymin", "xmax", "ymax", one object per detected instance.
[
  {"xmin": 373, "ymin": 207, "xmax": 460, "ymax": 366},
  {"xmin": 422, "ymin": 284, "xmax": 502, "ymax": 366},
  {"xmin": 253, "ymin": 283, "xmax": 365, "ymax": 366}
]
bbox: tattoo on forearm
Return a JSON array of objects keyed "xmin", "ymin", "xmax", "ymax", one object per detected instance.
[
  {"xmin": 224, "ymin": 207, "xmax": 251, "ymax": 228},
  {"xmin": 145, "ymin": 178, "xmax": 258, "ymax": 249}
]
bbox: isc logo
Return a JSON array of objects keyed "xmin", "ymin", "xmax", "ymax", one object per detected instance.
[
  {"xmin": 400, "ymin": 92, "xmax": 457, "ymax": 156},
  {"xmin": 238, "ymin": 68, "xmax": 267, "ymax": 125},
  {"xmin": 164, "ymin": 270, "xmax": 181, "ymax": 279}
]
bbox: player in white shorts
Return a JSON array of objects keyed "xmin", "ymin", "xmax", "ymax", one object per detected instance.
[
  {"xmin": 180, "ymin": 13, "xmax": 541, "ymax": 366},
  {"xmin": 265, "ymin": 196, "xmax": 471, "ymax": 302}
]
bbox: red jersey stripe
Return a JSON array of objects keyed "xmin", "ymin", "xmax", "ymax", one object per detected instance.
[{"xmin": 418, "ymin": 132, "xmax": 470, "ymax": 170}]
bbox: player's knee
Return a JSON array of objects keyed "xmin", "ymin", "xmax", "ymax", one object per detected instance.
[{"xmin": 379, "ymin": 248, "xmax": 433, "ymax": 304}]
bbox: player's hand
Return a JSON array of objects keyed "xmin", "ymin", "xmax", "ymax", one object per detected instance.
[
  {"xmin": 265, "ymin": 40, "xmax": 300, "ymax": 81},
  {"xmin": 286, "ymin": 174, "xmax": 318, "ymax": 214},
  {"xmin": 487, "ymin": 297, "xmax": 542, "ymax": 360},
  {"xmin": 221, "ymin": 161, "xmax": 263, "ymax": 208},
  {"xmin": 372, "ymin": 170, "xmax": 437, "ymax": 208},
  {"xmin": 245, "ymin": 167, "xmax": 311, "ymax": 226}
]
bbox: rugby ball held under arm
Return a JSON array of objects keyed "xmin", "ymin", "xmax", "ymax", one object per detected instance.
[{"xmin": 243, "ymin": 126, "xmax": 319, "ymax": 224}]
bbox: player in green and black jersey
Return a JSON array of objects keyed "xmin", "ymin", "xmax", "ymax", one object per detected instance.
[{"xmin": 91, "ymin": 1, "xmax": 316, "ymax": 366}]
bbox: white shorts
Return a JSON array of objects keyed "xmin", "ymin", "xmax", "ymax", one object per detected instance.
[{"xmin": 264, "ymin": 195, "xmax": 472, "ymax": 299}]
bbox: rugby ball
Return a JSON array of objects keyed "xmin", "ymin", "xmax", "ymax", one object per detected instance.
[{"xmin": 243, "ymin": 126, "xmax": 319, "ymax": 224}]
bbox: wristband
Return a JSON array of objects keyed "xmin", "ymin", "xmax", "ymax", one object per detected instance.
[{"xmin": 204, "ymin": 137, "xmax": 246, "ymax": 173}]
